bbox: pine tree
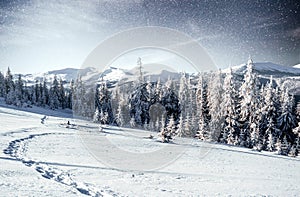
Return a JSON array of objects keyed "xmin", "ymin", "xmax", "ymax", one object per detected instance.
[
  {"xmin": 14, "ymin": 74, "xmax": 24, "ymax": 107},
  {"xmin": 277, "ymin": 87, "xmax": 297, "ymax": 143},
  {"xmin": 178, "ymin": 72, "xmax": 188, "ymax": 117},
  {"xmin": 0, "ymin": 71, "xmax": 5, "ymax": 97},
  {"xmin": 277, "ymin": 136, "xmax": 290, "ymax": 156},
  {"xmin": 266, "ymin": 119, "xmax": 276, "ymax": 151},
  {"xmin": 49, "ymin": 75, "xmax": 60, "ymax": 109},
  {"xmin": 238, "ymin": 58, "xmax": 260, "ymax": 148},
  {"xmin": 59, "ymin": 78, "xmax": 66, "ymax": 109},
  {"xmin": 67, "ymin": 79, "xmax": 74, "ymax": 109},
  {"xmin": 4, "ymin": 67, "xmax": 14, "ymax": 95},
  {"xmin": 288, "ymin": 144, "xmax": 298, "ymax": 157},
  {"xmin": 73, "ymin": 76, "xmax": 87, "ymax": 117},
  {"xmin": 95, "ymin": 81, "xmax": 114, "ymax": 124},
  {"xmin": 195, "ymin": 74, "xmax": 210, "ymax": 140},
  {"xmin": 41, "ymin": 79, "xmax": 49, "ymax": 106},
  {"xmin": 176, "ymin": 114, "xmax": 185, "ymax": 137},
  {"xmin": 160, "ymin": 115, "xmax": 175, "ymax": 142},
  {"xmin": 260, "ymin": 77, "xmax": 278, "ymax": 151},
  {"xmin": 4, "ymin": 67, "xmax": 15, "ymax": 105},
  {"xmin": 208, "ymin": 70, "xmax": 223, "ymax": 141},
  {"xmin": 291, "ymin": 122, "xmax": 300, "ymax": 156},
  {"xmin": 93, "ymin": 108, "xmax": 100, "ymax": 123},
  {"xmin": 116, "ymin": 103, "xmax": 124, "ymax": 127},
  {"xmin": 183, "ymin": 113, "xmax": 192, "ymax": 137},
  {"xmin": 220, "ymin": 68, "xmax": 239, "ymax": 145},
  {"xmin": 129, "ymin": 83, "xmax": 150, "ymax": 126}
]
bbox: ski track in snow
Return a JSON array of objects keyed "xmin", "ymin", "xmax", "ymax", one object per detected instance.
[{"xmin": 3, "ymin": 130, "xmax": 117, "ymax": 197}]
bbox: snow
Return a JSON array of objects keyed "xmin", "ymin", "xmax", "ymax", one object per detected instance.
[
  {"xmin": 223, "ymin": 62, "xmax": 300, "ymax": 75},
  {"xmin": 1, "ymin": 105, "xmax": 300, "ymax": 196},
  {"xmin": 294, "ymin": 64, "xmax": 300, "ymax": 69}
]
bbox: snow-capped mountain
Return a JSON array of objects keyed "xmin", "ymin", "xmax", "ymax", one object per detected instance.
[
  {"xmin": 15, "ymin": 68, "xmax": 80, "ymax": 86},
  {"xmin": 15, "ymin": 61, "xmax": 300, "ymax": 89},
  {"xmin": 97, "ymin": 64, "xmax": 181, "ymax": 85},
  {"xmin": 14, "ymin": 67, "xmax": 100, "ymax": 86},
  {"xmin": 294, "ymin": 64, "xmax": 300, "ymax": 69},
  {"xmin": 223, "ymin": 62, "xmax": 300, "ymax": 76}
]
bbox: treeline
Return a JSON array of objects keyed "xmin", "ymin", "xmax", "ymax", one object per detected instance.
[
  {"xmin": 94, "ymin": 59, "xmax": 300, "ymax": 157},
  {"xmin": 0, "ymin": 67, "xmax": 72, "ymax": 109}
]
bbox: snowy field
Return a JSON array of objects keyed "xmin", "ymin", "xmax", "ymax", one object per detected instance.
[{"xmin": 0, "ymin": 105, "xmax": 300, "ymax": 196}]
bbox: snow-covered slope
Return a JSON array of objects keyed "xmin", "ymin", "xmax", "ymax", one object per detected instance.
[
  {"xmin": 15, "ymin": 67, "xmax": 102, "ymax": 87},
  {"xmin": 16, "ymin": 68, "xmax": 81, "ymax": 85},
  {"xmin": 1, "ymin": 105, "xmax": 300, "ymax": 196},
  {"xmin": 223, "ymin": 62, "xmax": 300, "ymax": 76},
  {"xmin": 294, "ymin": 64, "xmax": 300, "ymax": 69},
  {"xmin": 97, "ymin": 64, "xmax": 181, "ymax": 85}
]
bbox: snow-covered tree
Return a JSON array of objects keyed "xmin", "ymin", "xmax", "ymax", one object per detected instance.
[
  {"xmin": 160, "ymin": 79, "xmax": 181, "ymax": 126},
  {"xmin": 14, "ymin": 74, "xmax": 24, "ymax": 107},
  {"xmin": 4, "ymin": 67, "xmax": 14, "ymax": 95},
  {"xmin": 160, "ymin": 115, "xmax": 176, "ymax": 142},
  {"xmin": 49, "ymin": 75, "xmax": 60, "ymax": 109},
  {"xmin": 73, "ymin": 76, "xmax": 87, "ymax": 116},
  {"xmin": 4, "ymin": 67, "xmax": 15, "ymax": 105},
  {"xmin": 259, "ymin": 77, "xmax": 278, "ymax": 151},
  {"xmin": 129, "ymin": 83, "xmax": 150, "ymax": 126},
  {"xmin": 41, "ymin": 79, "xmax": 49, "ymax": 107},
  {"xmin": 116, "ymin": 103, "xmax": 124, "ymax": 127},
  {"xmin": 59, "ymin": 78, "xmax": 66, "ymax": 109},
  {"xmin": 66, "ymin": 79, "xmax": 74, "ymax": 109},
  {"xmin": 0, "ymin": 71, "xmax": 5, "ymax": 97},
  {"xmin": 238, "ymin": 58, "xmax": 260, "ymax": 148},
  {"xmin": 95, "ymin": 81, "xmax": 114, "ymax": 124},
  {"xmin": 208, "ymin": 70, "xmax": 223, "ymax": 141},
  {"xmin": 277, "ymin": 87, "xmax": 297, "ymax": 143},
  {"xmin": 277, "ymin": 136, "xmax": 290, "ymax": 156},
  {"xmin": 93, "ymin": 108, "xmax": 100, "ymax": 123},
  {"xmin": 219, "ymin": 68, "xmax": 239, "ymax": 145},
  {"xmin": 176, "ymin": 114, "xmax": 185, "ymax": 137},
  {"xmin": 178, "ymin": 72, "xmax": 189, "ymax": 116},
  {"xmin": 195, "ymin": 74, "xmax": 210, "ymax": 140}
]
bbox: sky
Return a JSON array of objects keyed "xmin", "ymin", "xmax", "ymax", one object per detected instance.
[{"xmin": 0, "ymin": 0, "xmax": 299, "ymax": 74}]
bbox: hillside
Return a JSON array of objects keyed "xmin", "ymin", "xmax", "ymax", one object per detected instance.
[
  {"xmin": 0, "ymin": 105, "xmax": 299, "ymax": 196},
  {"xmin": 223, "ymin": 62, "xmax": 300, "ymax": 77}
]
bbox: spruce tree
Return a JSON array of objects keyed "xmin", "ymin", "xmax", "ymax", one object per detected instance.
[
  {"xmin": 176, "ymin": 114, "xmax": 185, "ymax": 137},
  {"xmin": 208, "ymin": 70, "xmax": 223, "ymax": 141},
  {"xmin": 277, "ymin": 87, "xmax": 297, "ymax": 143},
  {"xmin": 95, "ymin": 81, "xmax": 114, "ymax": 124},
  {"xmin": 49, "ymin": 75, "xmax": 60, "ymax": 109},
  {"xmin": 116, "ymin": 103, "xmax": 124, "ymax": 127},
  {"xmin": 42, "ymin": 79, "xmax": 49, "ymax": 106},
  {"xmin": 238, "ymin": 58, "xmax": 259, "ymax": 148},
  {"xmin": 0, "ymin": 71, "xmax": 5, "ymax": 97},
  {"xmin": 260, "ymin": 77, "xmax": 278, "ymax": 151},
  {"xmin": 220, "ymin": 68, "xmax": 239, "ymax": 145},
  {"xmin": 178, "ymin": 72, "xmax": 188, "ymax": 117},
  {"xmin": 195, "ymin": 74, "xmax": 210, "ymax": 140},
  {"xmin": 15, "ymin": 74, "xmax": 24, "ymax": 107},
  {"xmin": 59, "ymin": 78, "xmax": 66, "ymax": 109},
  {"xmin": 4, "ymin": 67, "xmax": 15, "ymax": 105}
]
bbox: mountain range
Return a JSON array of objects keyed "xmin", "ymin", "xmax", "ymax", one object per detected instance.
[{"xmin": 15, "ymin": 62, "xmax": 300, "ymax": 89}]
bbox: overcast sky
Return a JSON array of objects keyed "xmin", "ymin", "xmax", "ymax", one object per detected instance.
[{"xmin": 0, "ymin": 0, "xmax": 299, "ymax": 73}]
